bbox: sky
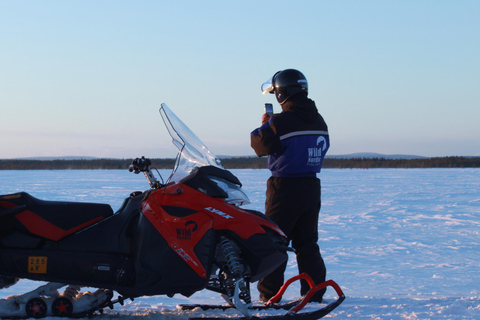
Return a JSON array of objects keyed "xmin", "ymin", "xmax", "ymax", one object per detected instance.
[{"xmin": 1, "ymin": 0, "xmax": 479, "ymax": 159}]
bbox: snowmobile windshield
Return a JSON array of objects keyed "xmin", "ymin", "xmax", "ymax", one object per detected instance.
[
  {"xmin": 159, "ymin": 104, "xmax": 250, "ymax": 206},
  {"xmin": 160, "ymin": 104, "xmax": 223, "ymax": 184}
]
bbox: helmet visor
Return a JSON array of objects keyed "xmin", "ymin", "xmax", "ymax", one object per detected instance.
[{"xmin": 261, "ymin": 76, "xmax": 275, "ymax": 94}]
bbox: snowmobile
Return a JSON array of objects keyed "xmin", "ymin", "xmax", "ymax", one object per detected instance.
[{"xmin": 0, "ymin": 104, "xmax": 344, "ymax": 319}]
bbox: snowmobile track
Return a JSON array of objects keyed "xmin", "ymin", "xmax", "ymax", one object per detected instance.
[{"xmin": 0, "ymin": 283, "xmax": 114, "ymax": 319}]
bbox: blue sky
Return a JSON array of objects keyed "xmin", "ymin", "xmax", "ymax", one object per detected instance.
[{"xmin": 1, "ymin": 1, "xmax": 479, "ymax": 159}]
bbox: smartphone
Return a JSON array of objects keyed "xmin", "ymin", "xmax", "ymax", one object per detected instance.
[{"xmin": 264, "ymin": 103, "xmax": 274, "ymax": 116}]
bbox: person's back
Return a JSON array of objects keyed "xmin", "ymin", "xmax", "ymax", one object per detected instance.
[{"xmin": 255, "ymin": 93, "xmax": 329, "ymax": 177}]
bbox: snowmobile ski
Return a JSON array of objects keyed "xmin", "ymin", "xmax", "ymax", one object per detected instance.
[
  {"xmin": 187, "ymin": 275, "xmax": 345, "ymax": 320},
  {"xmin": 178, "ymin": 297, "xmax": 304, "ymax": 311},
  {"xmin": 187, "ymin": 294, "xmax": 344, "ymax": 320},
  {"xmin": 179, "ymin": 299, "xmax": 301, "ymax": 312}
]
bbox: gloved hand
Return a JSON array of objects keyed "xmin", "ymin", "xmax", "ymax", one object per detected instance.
[{"xmin": 262, "ymin": 113, "xmax": 271, "ymax": 125}]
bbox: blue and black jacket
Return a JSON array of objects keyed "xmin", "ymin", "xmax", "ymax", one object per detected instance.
[{"xmin": 251, "ymin": 93, "xmax": 329, "ymax": 178}]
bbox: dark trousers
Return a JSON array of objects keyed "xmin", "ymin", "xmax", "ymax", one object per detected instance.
[{"xmin": 257, "ymin": 176, "xmax": 326, "ymax": 302}]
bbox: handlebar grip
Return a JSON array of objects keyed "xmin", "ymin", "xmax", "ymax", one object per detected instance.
[{"xmin": 129, "ymin": 157, "xmax": 151, "ymax": 173}]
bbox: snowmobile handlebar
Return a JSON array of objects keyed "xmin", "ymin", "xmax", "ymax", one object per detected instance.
[
  {"xmin": 129, "ymin": 157, "xmax": 162, "ymax": 189},
  {"xmin": 129, "ymin": 156, "xmax": 151, "ymax": 174}
]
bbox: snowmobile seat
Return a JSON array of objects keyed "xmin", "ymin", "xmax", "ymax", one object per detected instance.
[{"xmin": 0, "ymin": 192, "xmax": 114, "ymax": 241}]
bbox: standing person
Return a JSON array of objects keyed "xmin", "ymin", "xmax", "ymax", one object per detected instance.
[{"xmin": 251, "ymin": 69, "xmax": 330, "ymax": 303}]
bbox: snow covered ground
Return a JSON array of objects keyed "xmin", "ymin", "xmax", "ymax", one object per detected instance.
[{"xmin": 1, "ymin": 168, "xmax": 479, "ymax": 319}]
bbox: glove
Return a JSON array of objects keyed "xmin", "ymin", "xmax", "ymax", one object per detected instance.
[{"xmin": 262, "ymin": 113, "xmax": 271, "ymax": 125}]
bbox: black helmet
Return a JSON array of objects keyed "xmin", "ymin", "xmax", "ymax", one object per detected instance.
[{"xmin": 261, "ymin": 69, "xmax": 308, "ymax": 104}]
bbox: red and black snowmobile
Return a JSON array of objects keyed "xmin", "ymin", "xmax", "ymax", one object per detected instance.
[{"xmin": 0, "ymin": 104, "xmax": 344, "ymax": 319}]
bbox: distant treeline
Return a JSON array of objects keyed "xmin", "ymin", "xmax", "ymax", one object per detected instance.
[
  {"xmin": 0, "ymin": 159, "xmax": 175, "ymax": 170},
  {"xmin": 0, "ymin": 156, "xmax": 479, "ymax": 170},
  {"xmin": 322, "ymin": 156, "xmax": 480, "ymax": 169}
]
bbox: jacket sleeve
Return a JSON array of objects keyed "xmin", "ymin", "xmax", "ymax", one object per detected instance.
[{"xmin": 250, "ymin": 120, "xmax": 282, "ymax": 157}]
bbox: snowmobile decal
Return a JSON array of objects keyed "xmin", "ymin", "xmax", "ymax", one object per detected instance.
[
  {"xmin": 204, "ymin": 206, "xmax": 234, "ymax": 219},
  {"xmin": 175, "ymin": 248, "xmax": 200, "ymax": 266},
  {"xmin": 176, "ymin": 221, "xmax": 198, "ymax": 240},
  {"xmin": 147, "ymin": 183, "xmax": 283, "ymax": 239},
  {"xmin": 141, "ymin": 188, "xmax": 213, "ymax": 279},
  {"xmin": 16, "ymin": 210, "xmax": 104, "ymax": 242}
]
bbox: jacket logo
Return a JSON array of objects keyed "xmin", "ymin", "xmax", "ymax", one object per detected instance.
[
  {"xmin": 204, "ymin": 207, "xmax": 234, "ymax": 219},
  {"xmin": 307, "ymin": 136, "xmax": 327, "ymax": 166},
  {"xmin": 176, "ymin": 221, "xmax": 198, "ymax": 240}
]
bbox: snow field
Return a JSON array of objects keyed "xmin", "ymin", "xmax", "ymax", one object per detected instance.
[{"xmin": 1, "ymin": 168, "xmax": 479, "ymax": 319}]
